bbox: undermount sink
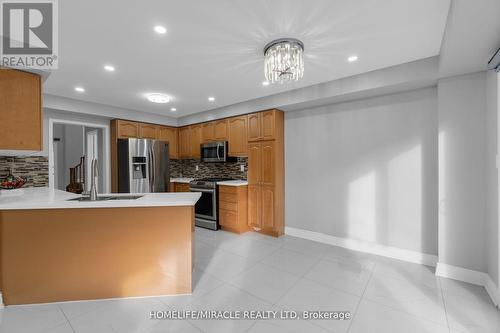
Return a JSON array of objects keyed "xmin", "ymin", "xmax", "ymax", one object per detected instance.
[{"xmin": 68, "ymin": 195, "xmax": 143, "ymax": 201}]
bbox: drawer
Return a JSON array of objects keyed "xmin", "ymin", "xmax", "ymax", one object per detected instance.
[
  {"xmin": 219, "ymin": 192, "xmax": 237, "ymax": 203},
  {"xmin": 219, "ymin": 200, "xmax": 237, "ymax": 212},
  {"xmin": 219, "ymin": 209, "xmax": 237, "ymax": 227},
  {"xmin": 219, "ymin": 186, "xmax": 237, "ymax": 194}
]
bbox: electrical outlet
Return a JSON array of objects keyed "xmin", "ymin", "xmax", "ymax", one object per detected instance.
[
  {"xmin": 195, "ymin": 165, "xmax": 199, "ymax": 171},
  {"xmin": 240, "ymin": 165, "xmax": 245, "ymax": 172}
]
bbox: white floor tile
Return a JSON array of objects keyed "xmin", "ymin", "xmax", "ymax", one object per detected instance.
[
  {"xmin": 0, "ymin": 304, "xmax": 68, "ymax": 333},
  {"xmin": 281, "ymin": 236, "xmax": 331, "ymax": 258},
  {"xmin": 260, "ymin": 248, "xmax": 320, "ymax": 277},
  {"xmin": 372, "ymin": 258, "xmax": 438, "ymax": 289},
  {"xmin": 363, "ymin": 274, "xmax": 447, "ymax": 325},
  {"xmin": 304, "ymin": 258, "xmax": 372, "ymax": 296},
  {"xmin": 229, "ymin": 263, "xmax": 300, "ymax": 303},
  {"xmin": 144, "ymin": 319, "xmax": 202, "ymax": 333},
  {"xmin": 275, "ymin": 278, "xmax": 359, "ymax": 332},
  {"xmin": 247, "ymin": 318, "xmax": 330, "ymax": 333},
  {"xmin": 68, "ymin": 297, "xmax": 166, "ymax": 333},
  {"xmin": 187, "ymin": 284, "xmax": 272, "ymax": 333},
  {"xmin": 195, "ymin": 250, "xmax": 258, "ymax": 282},
  {"xmin": 1, "ymin": 230, "xmax": 498, "ymax": 333},
  {"xmin": 349, "ymin": 299, "xmax": 449, "ymax": 333},
  {"xmin": 224, "ymin": 239, "xmax": 280, "ymax": 261},
  {"xmin": 441, "ymin": 279, "xmax": 500, "ymax": 333}
]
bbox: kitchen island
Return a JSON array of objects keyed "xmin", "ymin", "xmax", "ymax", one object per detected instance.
[{"xmin": 0, "ymin": 187, "xmax": 201, "ymax": 305}]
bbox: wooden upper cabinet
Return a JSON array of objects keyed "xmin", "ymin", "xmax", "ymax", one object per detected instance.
[
  {"xmin": 247, "ymin": 142, "xmax": 261, "ymax": 185},
  {"xmin": 261, "ymin": 111, "xmax": 276, "ymax": 140},
  {"xmin": 214, "ymin": 120, "xmax": 228, "ymax": 140},
  {"xmin": 158, "ymin": 126, "xmax": 179, "ymax": 159},
  {"xmin": 190, "ymin": 125, "xmax": 202, "ymax": 158},
  {"xmin": 247, "ymin": 110, "xmax": 277, "ymax": 141},
  {"xmin": 247, "ymin": 113, "xmax": 261, "ymax": 141},
  {"xmin": 201, "ymin": 122, "xmax": 215, "ymax": 142},
  {"xmin": 116, "ymin": 120, "xmax": 139, "ymax": 138},
  {"xmin": 139, "ymin": 123, "xmax": 158, "ymax": 139},
  {"xmin": 0, "ymin": 69, "xmax": 42, "ymax": 150},
  {"xmin": 228, "ymin": 116, "xmax": 247, "ymax": 156},
  {"xmin": 178, "ymin": 126, "xmax": 191, "ymax": 158}
]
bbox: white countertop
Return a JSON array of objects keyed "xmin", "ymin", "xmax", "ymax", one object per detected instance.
[
  {"xmin": 0, "ymin": 187, "xmax": 201, "ymax": 210},
  {"xmin": 217, "ymin": 180, "xmax": 248, "ymax": 186},
  {"xmin": 170, "ymin": 177, "xmax": 194, "ymax": 184}
]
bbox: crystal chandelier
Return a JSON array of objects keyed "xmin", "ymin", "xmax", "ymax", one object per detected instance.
[{"xmin": 264, "ymin": 38, "xmax": 304, "ymax": 84}]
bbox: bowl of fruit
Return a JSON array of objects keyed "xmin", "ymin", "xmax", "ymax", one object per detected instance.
[{"xmin": 0, "ymin": 172, "xmax": 26, "ymax": 190}]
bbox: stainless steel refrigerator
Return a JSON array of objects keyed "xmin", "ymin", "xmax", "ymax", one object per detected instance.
[{"xmin": 117, "ymin": 138, "xmax": 170, "ymax": 193}]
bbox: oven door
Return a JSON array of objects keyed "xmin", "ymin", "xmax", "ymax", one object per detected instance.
[{"xmin": 190, "ymin": 187, "xmax": 217, "ymax": 221}]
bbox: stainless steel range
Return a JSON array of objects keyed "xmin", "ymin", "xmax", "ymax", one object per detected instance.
[{"xmin": 189, "ymin": 178, "xmax": 234, "ymax": 230}]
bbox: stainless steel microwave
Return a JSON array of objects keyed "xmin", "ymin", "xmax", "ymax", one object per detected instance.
[{"xmin": 200, "ymin": 141, "xmax": 236, "ymax": 162}]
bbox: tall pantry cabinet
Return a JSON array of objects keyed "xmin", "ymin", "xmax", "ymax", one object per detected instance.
[{"xmin": 247, "ymin": 110, "xmax": 284, "ymax": 237}]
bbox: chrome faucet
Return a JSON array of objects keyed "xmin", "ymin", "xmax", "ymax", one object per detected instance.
[{"xmin": 89, "ymin": 158, "xmax": 98, "ymax": 201}]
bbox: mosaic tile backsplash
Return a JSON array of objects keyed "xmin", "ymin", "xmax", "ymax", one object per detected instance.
[
  {"xmin": 170, "ymin": 157, "xmax": 247, "ymax": 180},
  {"xmin": 0, "ymin": 156, "xmax": 49, "ymax": 187}
]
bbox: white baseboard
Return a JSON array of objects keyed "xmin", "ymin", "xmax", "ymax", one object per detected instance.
[
  {"xmin": 436, "ymin": 263, "xmax": 500, "ymax": 308},
  {"xmin": 284, "ymin": 226, "xmax": 438, "ymax": 267},
  {"xmin": 484, "ymin": 274, "xmax": 500, "ymax": 308}
]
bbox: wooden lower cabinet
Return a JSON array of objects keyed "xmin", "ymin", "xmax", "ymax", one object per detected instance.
[
  {"xmin": 173, "ymin": 183, "xmax": 190, "ymax": 192},
  {"xmin": 261, "ymin": 186, "xmax": 275, "ymax": 232},
  {"xmin": 218, "ymin": 185, "xmax": 249, "ymax": 234},
  {"xmin": 247, "ymin": 185, "xmax": 261, "ymax": 229}
]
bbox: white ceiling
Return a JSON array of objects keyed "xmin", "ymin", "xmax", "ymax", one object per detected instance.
[
  {"xmin": 44, "ymin": 0, "xmax": 450, "ymax": 118},
  {"xmin": 439, "ymin": 0, "xmax": 500, "ymax": 77}
]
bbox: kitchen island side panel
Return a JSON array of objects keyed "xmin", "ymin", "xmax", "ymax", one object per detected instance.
[{"xmin": 0, "ymin": 206, "xmax": 193, "ymax": 305}]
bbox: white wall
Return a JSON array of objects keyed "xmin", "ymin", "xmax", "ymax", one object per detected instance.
[
  {"xmin": 285, "ymin": 87, "xmax": 438, "ymax": 255},
  {"xmin": 486, "ymin": 71, "xmax": 499, "ymax": 287},
  {"xmin": 438, "ymin": 71, "xmax": 488, "ymax": 272}
]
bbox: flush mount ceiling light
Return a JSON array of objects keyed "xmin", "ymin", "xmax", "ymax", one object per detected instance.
[
  {"xmin": 262, "ymin": 81, "xmax": 270, "ymax": 86},
  {"xmin": 264, "ymin": 38, "xmax": 304, "ymax": 84},
  {"xmin": 74, "ymin": 86, "xmax": 85, "ymax": 93},
  {"xmin": 154, "ymin": 25, "xmax": 167, "ymax": 34},
  {"xmin": 208, "ymin": 97, "xmax": 215, "ymax": 102},
  {"xmin": 348, "ymin": 55, "xmax": 359, "ymax": 62},
  {"xmin": 146, "ymin": 93, "xmax": 170, "ymax": 103},
  {"xmin": 103, "ymin": 64, "xmax": 115, "ymax": 72},
  {"xmin": 170, "ymin": 107, "xmax": 177, "ymax": 112}
]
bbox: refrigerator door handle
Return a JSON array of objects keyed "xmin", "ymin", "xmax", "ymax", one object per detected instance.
[
  {"xmin": 148, "ymin": 147, "xmax": 153, "ymax": 192},
  {"xmin": 152, "ymin": 146, "xmax": 156, "ymax": 192}
]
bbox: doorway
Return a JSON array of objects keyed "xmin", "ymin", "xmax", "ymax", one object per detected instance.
[{"xmin": 49, "ymin": 119, "xmax": 110, "ymax": 193}]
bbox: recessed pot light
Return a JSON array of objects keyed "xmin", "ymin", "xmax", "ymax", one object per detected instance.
[
  {"xmin": 208, "ymin": 97, "xmax": 215, "ymax": 102},
  {"xmin": 262, "ymin": 81, "xmax": 270, "ymax": 86},
  {"xmin": 154, "ymin": 25, "xmax": 167, "ymax": 34},
  {"xmin": 75, "ymin": 86, "xmax": 85, "ymax": 92},
  {"xmin": 348, "ymin": 55, "xmax": 359, "ymax": 62},
  {"xmin": 104, "ymin": 65, "xmax": 115, "ymax": 72},
  {"xmin": 146, "ymin": 93, "xmax": 170, "ymax": 103},
  {"xmin": 170, "ymin": 107, "xmax": 177, "ymax": 112}
]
